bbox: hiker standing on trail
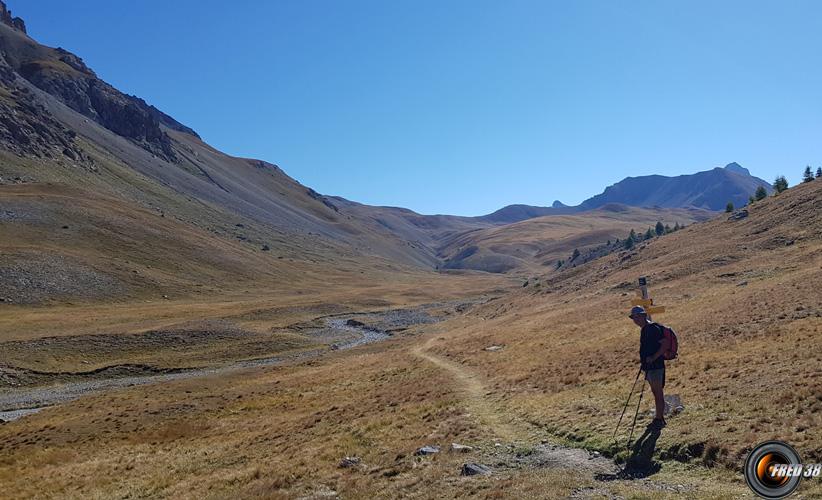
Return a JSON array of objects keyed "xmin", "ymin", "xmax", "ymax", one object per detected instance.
[{"xmin": 629, "ymin": 305, "xmax": 669, "ymax": 427}]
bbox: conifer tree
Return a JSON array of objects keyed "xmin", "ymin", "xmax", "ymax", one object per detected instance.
[
  {"xmin": 655, "ymin": 221, "xmax": 665, "ymax": 236},
  {"xmin": 725, "ymin": 201, "xmax": 734, "ymax": 212},
  {"xmin": 803, "ymin": 166, "xmax": 814, "ymax": 183},
  {"xmin": 755, "ymin": 185, "xmax": 767, "ymax": 200}
]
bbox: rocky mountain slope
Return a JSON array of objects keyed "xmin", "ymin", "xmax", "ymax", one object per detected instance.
[
  {"xmin": 483, "ymin": 163, "xmax": 772, "ymax": 223},
  {"xmin": 0, "ymin": 1, "xmax": 786, "ymax": 306},
  {"xmin": 0, "ymin": 4, "xmax": 457, "ymax": 305}
]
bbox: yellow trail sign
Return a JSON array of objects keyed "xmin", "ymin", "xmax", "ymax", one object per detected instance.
[{"xmin": 630, "ymin": 277, "xmax": 667, "ymax": 317}]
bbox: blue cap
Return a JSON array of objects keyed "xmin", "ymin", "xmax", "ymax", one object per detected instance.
[{"xmin": 629, "ymin": 306, "xmax": 647, "ymax": 317}]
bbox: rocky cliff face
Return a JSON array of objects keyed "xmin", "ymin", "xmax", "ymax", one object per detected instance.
[
  {"xmin": 0, "ymin": 2, "xmax": 197, "ymax": 162},
  {"xmin": 0, "ymin": 1, "xmax": 25, "ymax": 33},
  {"xmin": 0, "ymin": 51, "xmax": 85, "ymax": 161}
]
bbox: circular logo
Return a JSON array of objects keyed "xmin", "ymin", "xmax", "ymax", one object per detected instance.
[{"xmin": 744, "ymin": 441, "xmax": 802, "ymax": 499}]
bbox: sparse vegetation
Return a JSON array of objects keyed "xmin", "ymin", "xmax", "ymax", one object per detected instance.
[
  {"xmin": 803, "ymin": 165, "xmax": 814, "ymax": 183},
  {"xmin": 623, "ymin": 230, "xmax": 636, "ymax": 249},
  {"xmin": 773, "ymin": 175, "xmax": 789, "ymax": 193},
  {"xmin": 725, "ymin": 201, "xmax": 734, "ymax": 213},
  {"xmin": 755, "ymin": 185, "xmax": 768, "ymax": 201}
]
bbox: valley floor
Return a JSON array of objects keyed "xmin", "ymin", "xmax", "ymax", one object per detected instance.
[{"xmin": 1, "ymin": 182, "xmax": 821, "ymax": 499}]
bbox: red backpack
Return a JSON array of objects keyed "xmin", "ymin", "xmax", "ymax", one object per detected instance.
[{"xmin": 658, "ymin": 324, "xmax": 679, "ymax": 360}]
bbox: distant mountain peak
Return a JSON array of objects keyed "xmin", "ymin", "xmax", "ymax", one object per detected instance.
[
  {"xmin": 724, "ymin": 162, "xmax": 750, "ymax": 175},
  {"xmin": 551, "ymin": 200, "xmax": 567, "ymax": 208}
]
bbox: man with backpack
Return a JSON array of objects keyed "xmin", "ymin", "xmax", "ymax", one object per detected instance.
[{"xmin": 629, "ymin": 305, "xmax": 672, "ymax": 428}]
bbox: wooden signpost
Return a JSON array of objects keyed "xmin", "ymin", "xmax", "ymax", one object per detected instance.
[{"xmin": 631, "ymin": 276, "xmax": 665, "ymax": 317}]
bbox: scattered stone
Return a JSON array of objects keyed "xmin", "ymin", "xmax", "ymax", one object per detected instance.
[
  {"xmin": 338, "ymin": 456, "xmax": 361, "ymax": 468},
  {"xmin": 261, "ymin": 244, "xmax": 270, "ymax": 251},
  {"xmin": 162, "ymin": 295, "xmax": 169, "ymax": 299},
  {"xmin": 461, "ymin": 463, "xmax": 492, "ymax": 476},
  {"xmin": 664, "ymin": 394, "xmax": 684, "ymax": 415},
  {"xmin": 450, "ymin": 443, "xmax": 473, "ymax": 453},
  {"xmin": 484, "ymin": 345, "xmax": 504, "ymax": 352},
  {"xmin": 737, "ymin": 280, "xmax": 748, "ymax": 287},
  {"xmin": 414, "ymin": 445, "xmax": 440, "ymax": 456},
  {"xmin": 727, "ymin": 209, "xmax": 748, "ymax": 221}
]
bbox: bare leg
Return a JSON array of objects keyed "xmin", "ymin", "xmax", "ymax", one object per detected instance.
[{"xmin": 649, "ymin": 379, "xmax": 665, "ymax": 420}]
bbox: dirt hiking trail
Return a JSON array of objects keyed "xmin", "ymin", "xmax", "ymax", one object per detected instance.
[{"xmin": 412, "ymin": 336, "xmax": 524, "ymax": 443}]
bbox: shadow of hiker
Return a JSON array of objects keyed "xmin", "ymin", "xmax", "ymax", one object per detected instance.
[{"xmin": 596, "ymin": 423, "xmax": 663, "ymax": 481}]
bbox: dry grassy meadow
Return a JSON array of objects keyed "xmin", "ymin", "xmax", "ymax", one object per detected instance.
[{"xmin": 1, "ymin": 176, "xmax": 820, "ymax": 499}]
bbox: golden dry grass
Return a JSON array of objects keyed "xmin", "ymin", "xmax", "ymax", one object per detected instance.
[
  {"xmin": 0, "ymin": 182, "xmax": 819, "ymax": 498},
  {"xmin": 437, "ymin": 205, "xmax": 711, "ymax": 273}
]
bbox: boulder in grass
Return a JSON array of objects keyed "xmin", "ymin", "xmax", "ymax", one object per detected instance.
[
  {"xmin": 414, "ymin": 445, "xmax": 440, "ymax": 456},
  {"xmin": 450, "ymin": 443, "xmax": 473, "ymax": 453},
  {"xmin": 664, "ymin": 394, "xmax": 684, "ymax": 415},
  {"xmin": 484, "ymin": 345, "xmax": 504, "ymax": 352},
  {"xmin": 338, "ymin": 456, "xmax": 361, "ymax": 468},
  {"xmin": 461, "ymin": 463, "xmax": 492, "ymax": 476}
]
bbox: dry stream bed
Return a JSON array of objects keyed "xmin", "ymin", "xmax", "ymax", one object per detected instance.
[{"xmin": 0, "ymin": 302, "xmax": 458, "ymax": 422}]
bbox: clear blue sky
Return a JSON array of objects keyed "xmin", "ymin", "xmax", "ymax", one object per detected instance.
[{"xmin": 15, "ymin": 1, "xmax": 822, "ymax": 216}]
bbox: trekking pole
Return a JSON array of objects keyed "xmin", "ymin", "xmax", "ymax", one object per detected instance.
[
  {"xmin": 626, "ymin": 377, "xmax": 646, "ymax": 448},
  {"xmin": 612, "ymin": 366, "xmax": 643, "ymax": 442}
]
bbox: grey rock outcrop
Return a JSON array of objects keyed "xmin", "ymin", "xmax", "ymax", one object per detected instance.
[
  {"xmin": 0, "ymin": 52, "xmax": 85, "ymax": 160},
  {"xmin": 0, "ymin": 3, "xmax": 198, "ymax": 162},
  {"xmin": 0, "ymin": 1, "xmax": 25, "ymax": 33},
  {"xmin": 461, "ymin": 463, "xmax": 492, "ymax": 476}
]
